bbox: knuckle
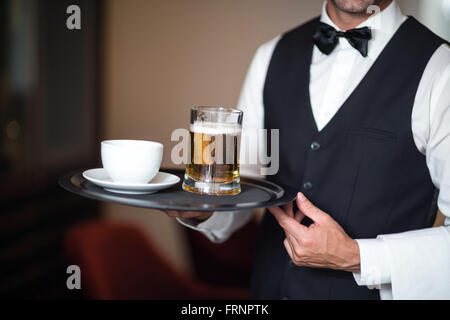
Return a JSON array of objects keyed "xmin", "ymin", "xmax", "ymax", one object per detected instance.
[
  {"xmin": 304, "ymin": 201, "xmax": 314, "ymax": 211},
  {"xmin": 167, "ymin": 211, "xmax": 180, "ymax": 218},
  {"xmin": 319, "ymin": 210, "xmax": 330, "ymax": 220},
  {"xmin": 279, "ymin": 221, "xmax": 289, "ymax": 230},
  {"xmin": 294, "ymin": 247, "xmax": 303, "ymax": 258},
  {"xmin": 301, "ymin": 237, "xmax": 312, "ymax": 247}
]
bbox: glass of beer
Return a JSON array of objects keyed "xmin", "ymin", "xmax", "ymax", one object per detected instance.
[{"xmin": 182, "ymin": 106, "xmax": 243, "ymax": 196}]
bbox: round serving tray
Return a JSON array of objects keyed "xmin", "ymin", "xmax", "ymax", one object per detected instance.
[{"xmin": 58, "ymin": 169, "xmax": 297, "ymax": 212}]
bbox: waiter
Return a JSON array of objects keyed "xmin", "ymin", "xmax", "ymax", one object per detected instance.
[{"xmin": 166, "ymin": 0, "xmax": 450, "ymax": 299}]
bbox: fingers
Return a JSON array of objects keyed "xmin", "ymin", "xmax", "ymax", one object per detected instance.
[
  {"xmin": 283, "ymin": 238, "xmax": 295, "ymax": 261},
  {"xmin": 285, "ymin": 232, "xmax": 299, "ymax": 247},
  {"xmin": 283, "ymin": 201, "xmax": 294, "ymax": 218},
  {"xmin": 164, "ymin": 210, "xmax": 179, "ymax": 217},
  {"xmin": 296, "ymin": 192, "xmax": 328, "ymax": 223},
  {"xmin": 164, "ymin": 210, "xmax": 209, "ymax": 219},
  {"xmin": 285, "ymin": 198, "xmax": 304, "ymax": 223},
  {"xmin": 268, "ymin": 206, "xmax": 308, "ymax": 237},
  {"xmin": 294, "ymin": 210, "xmax": 305, "ymax": 223}
]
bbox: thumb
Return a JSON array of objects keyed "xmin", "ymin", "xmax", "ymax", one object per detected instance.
[{"xmin": 296, "ymin": 192, "xmax": 327, "ymax": 223}]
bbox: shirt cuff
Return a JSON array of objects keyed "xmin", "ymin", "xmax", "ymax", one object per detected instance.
[
  {"xmin": 176, "ymin": 211, "xmax": 235, "ymax": 243},
  {"xmin": 353, "ymin": 238, "xmax": 392, "ymax": 288}
]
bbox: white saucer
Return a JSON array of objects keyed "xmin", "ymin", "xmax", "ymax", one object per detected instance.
[{"xmin": 82, "ymin": 168, "xmax": 180, "ymax": 194}]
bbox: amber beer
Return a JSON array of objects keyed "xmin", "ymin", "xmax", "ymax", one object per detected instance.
[{"xmin": 182, "ymin": 107, "xmax": 243, "ymax": 195}]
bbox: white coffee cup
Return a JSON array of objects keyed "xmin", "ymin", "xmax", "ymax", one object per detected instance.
[{"xmin": 101, "ymin": 140, "xmax": 163, "ymax": 184}]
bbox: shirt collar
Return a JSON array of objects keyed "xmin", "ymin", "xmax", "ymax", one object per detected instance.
[{"xmin": 319, "ymin": 0, "xmax": 407, "ymax": 59}]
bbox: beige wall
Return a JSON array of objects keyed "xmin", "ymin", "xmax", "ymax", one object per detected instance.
[
  {"xmin": 102, "ymin": 0, "xmax": 322, "ymax": 274},
  {"xmin": 398, "ymin": 0, "xmax": 450, "ymax": 41}
]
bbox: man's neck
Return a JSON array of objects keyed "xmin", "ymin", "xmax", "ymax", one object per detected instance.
[{"xmin": 326, "ymin": 0, "xmax": 392, "ymax": 30}]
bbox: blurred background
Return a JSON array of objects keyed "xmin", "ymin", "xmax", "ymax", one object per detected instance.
[{"xmin": 1, "ymin": 0, "xmax": 449, "ymax": 299}]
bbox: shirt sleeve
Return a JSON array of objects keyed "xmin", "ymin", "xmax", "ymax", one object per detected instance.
[
  {"xmin": 176, "ymin": 37, "xmax": 281, "ymax": 242},
  {"xmin": 176, "ymin": 211, "xmax": 253, "ymax": 243},
  {"xmin": 352, "ymin": 44, "xmax": 450, "ymax": 299}
]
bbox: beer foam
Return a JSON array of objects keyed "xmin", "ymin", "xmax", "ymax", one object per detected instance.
[{"xmin": 190, "ymin": 121, "xmax": 241, "ymax": 135}]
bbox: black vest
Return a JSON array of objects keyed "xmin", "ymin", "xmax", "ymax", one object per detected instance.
[{"xmin": 251, "ymin": 17, "xmax": 446, "ymax": 300}]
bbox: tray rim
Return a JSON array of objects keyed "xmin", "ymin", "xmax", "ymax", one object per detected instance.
[{"xmin": 58, "ymin": 168, "xmax": 298, "ymax": 212}]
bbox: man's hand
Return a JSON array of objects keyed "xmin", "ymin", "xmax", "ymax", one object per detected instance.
[
  {"xmin": 268, "ymin": 193, "xmax": 360, "ymax": 272},
  {"xmin": 163, "ymin": 210, "xmax": 213, "ymax": 222}
]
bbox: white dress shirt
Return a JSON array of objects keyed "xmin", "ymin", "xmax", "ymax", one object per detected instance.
[{"xmin": 178, "ymin": 0, "xmax": 450, "ymax": 300}]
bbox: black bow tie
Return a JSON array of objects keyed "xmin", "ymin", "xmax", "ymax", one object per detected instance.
[{"xmin": 313, "ymin": 22, "xmax": 372, "ymax": 57}]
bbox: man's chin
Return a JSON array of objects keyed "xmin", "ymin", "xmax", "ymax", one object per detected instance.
[{"xmin": 330, "ymin": 0, "xmax": 376, "ymax": 14}]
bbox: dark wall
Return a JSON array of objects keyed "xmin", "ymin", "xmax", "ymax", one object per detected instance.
[{"xmin": 0, "ymin": 0, "xmax": 102, "ymax": 299}]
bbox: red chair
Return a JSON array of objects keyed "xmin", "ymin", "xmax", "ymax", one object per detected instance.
[{"xmin": 65, "ymin": 221, "xmax": 254, "ymax": 299}]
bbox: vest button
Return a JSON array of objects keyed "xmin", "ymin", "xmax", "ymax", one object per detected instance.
[
  {"xmin": 303, "ymin": 182, "xmax": 313, "ymax": 190},
  {"xmin": 310, "ymin": 141, "xmax": 321, "ymax": 151}
]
